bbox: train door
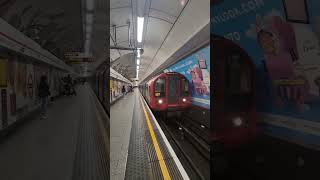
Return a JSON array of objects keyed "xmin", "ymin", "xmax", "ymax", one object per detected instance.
[
  {"xmin": 167, "ymin": 75, "xmax": 179, "ymax": 104},
  {"xmin": 225, "ymin": 52, "xmax": 252, "ymax": 112}
]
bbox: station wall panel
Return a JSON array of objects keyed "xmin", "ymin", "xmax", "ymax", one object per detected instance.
[{"xmin": 0, "ymin": 51, "xmax": 66, "ymax": 132}]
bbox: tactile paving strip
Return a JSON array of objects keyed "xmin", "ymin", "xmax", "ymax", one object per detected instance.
[
  {"xmin": 125, "ymin": 95, "xmax": 151, "ymax": 180},
  {"xmin": 126, "ymin": 95, "xmax": 185, "ymax": 180},
  {"xmin": 145, "ymin": 124, "xmax": 184, "ymax": 180},
  {"xmin": 146, "ymin": 109, "xmax": 184, "ymax": 180},
  {"xmin": 71, "ymin": 95, "xmax": 109, "ymax": 180}
]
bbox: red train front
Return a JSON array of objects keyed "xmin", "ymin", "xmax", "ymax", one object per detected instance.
[
  {"xmin": 212, "ymin": 35, "xmax": 258, "ymax": 150},
  {"xmin": 140, "ymin": 72, "xmax": 192, "ymax": 112}
]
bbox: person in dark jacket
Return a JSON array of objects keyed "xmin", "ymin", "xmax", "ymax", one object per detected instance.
[
  {"xmin": 122, "ymin": 85, "xmax": 126, "ymax": 95},
  {"xmin": 38, "ymin": 75, "xmax": 50, "ymax": 119}
]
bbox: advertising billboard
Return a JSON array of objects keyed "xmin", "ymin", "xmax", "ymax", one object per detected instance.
[
  {"xmin": 165, "ymin": 46, "xmax": 210, "ymax": 109},
  {"xmin": 212, "ymin": 0, "xmax": 320, "ymax": 149}
]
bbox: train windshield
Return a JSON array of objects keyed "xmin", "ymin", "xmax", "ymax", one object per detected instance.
[
  {"xmin": 225, "ymin": 53, "xmax": 252, "ymax": 111},
  {"xmin": 154, "ymin": 78, "xmax": 166, "ymax": 97},
  {"xmin": 181, "ymin": 78, "xmax": 189, "ymax": 96}
]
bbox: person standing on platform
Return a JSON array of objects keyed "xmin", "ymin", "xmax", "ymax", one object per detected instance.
[
  {"xmin": 38, "ymin": 75, "xmax": 50, "ymax": 119},
  {"xmin": 122, "ymin": 85, "xmax": 126, "ymax": 95}
]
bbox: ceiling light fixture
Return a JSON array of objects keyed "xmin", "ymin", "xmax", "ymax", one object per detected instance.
[
  {"xmin": 86, "ymin": 25, "xmax": 92, "ymax": 34},
  {"xmin": 180, "ymin": 0, "xmax": 186, "ymax": 6},
  {"xmin": 85, "ymin": 39, "xmax": 91, "ymax": 54},
  {"xmin": 137, "ymin": 17, "xmax": 144, "ymax": 43},
  {"xmin": 86, "ymin": 32, "xmax": 91, "ymax": 39},
  {"xmin": 136, "ymin": 69, "xmax": 139, "ymax": 79},
  {"xmin": 86, "ymin": 13, "xmax": 93, "ymax": 24},
  {"xmin": 86, "ymin": 0, "xmax": 94, "ymax": 11}
]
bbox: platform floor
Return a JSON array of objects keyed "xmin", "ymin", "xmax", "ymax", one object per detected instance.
[
  {"xmin": 0, "ymin": 84, "xmax": 109, "ymax": 180},
  {"xmin": 111, "ymin": 89, "xmax": 189, "ymax": 180},
  {"xmin": 110, "ymin": 91, "xmax": 135, "ymax": 180}
]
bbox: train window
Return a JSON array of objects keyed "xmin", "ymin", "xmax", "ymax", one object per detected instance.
[
  {"xmin": 154, "ymin": 78, "xmax": 166, "ymax": 97},
  {"xmin": 181, "ymin": 78, "xmax": 189, "ymax": 96}
]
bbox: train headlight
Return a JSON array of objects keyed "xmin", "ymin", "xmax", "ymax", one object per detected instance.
[
  {"xmin": 232, "ymin": 117, "xmax": 243, "ymax": 127},
  {"xmin": 182, "ymin": 98, "xmax": 186, "ymax": 102},
  {"xmin": 158, "ymin": 99, "xmax": 163, "ymax": 104}
]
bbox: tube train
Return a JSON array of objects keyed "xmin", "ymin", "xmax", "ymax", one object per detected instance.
[
  {"xmin": 139, "ymin": 72, "xmax": 192, "ymax": 113},
  {"xmin": 212, "ymin": 34, "xmax": 258, "ymax": 150}
]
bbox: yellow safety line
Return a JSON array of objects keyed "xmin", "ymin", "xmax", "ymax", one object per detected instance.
[{"xmin": 139, "ymin": 97, "xmax": 172, "ymax": 180}]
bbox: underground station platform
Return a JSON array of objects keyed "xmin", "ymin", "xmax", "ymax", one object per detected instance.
[
  {"xmin": 0, "ymin": 84, "xmax": 109, "ymax": 180},
  {"xmin": 111, "ymin": 89, "xmax": 191, "ymax": 180}
]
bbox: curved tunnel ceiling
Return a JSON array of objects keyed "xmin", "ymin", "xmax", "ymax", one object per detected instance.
[
  {"xmin": 0, "ymin": 0, "xmax": 83, "ymax": 59},
  {"xmin": 0, "ymin": 0, "xmax": 108, "ymax": 76},
  {"xmin": 110, "ymin": 0, "xmax": 210, "ymax": 82},
  {"xmin": 111, "ymin": 52, "xmax": 136, "ymax": 79}
]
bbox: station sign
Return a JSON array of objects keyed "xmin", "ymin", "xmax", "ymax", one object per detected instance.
[
  {"xmin": 64, "ymin": 52, "xmax": 93, "ymax": 58},
  {"xmin": 65, "ymin": 51, "xmax": 94, "ymax": 64}
]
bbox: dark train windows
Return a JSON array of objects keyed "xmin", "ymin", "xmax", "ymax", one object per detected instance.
[
  {"xmin": 181, "ymin": 78, "xmax": 189, "ymax": 96},
  {"xmin": 225, "ymin": 51, "xmax": 252, "ymax": 111},
  {"xmin": 226, "ymin": 53, "xmax": 242, "ymax": 93},
  {"xmin": 154, "ymin": 78, "xmax": 166, "ymax": 97},
  {"xmin": 240, "ymin": 63, "xmax": 252, "ymax": 93}
]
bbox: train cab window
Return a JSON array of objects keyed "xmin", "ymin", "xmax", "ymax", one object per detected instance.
[
  {"xmin": 154, "ymin": 78, "xmax": 166, "ymax": 97},
  {"xmin": 181, "ymin": 78, "xmax": 189, "ymax": 96}
]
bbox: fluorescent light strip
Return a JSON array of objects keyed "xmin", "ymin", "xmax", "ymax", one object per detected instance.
[
  {"xmin": 137, "ymin": 59, "xmax": 140, "ymax": 65},
  {"xmin": 137, "ymin": 17, "xmax": 144, "ymax": 43},
  {"xmin": 137, "ymin": 51, "xmax": 140, "ymax": 58}
]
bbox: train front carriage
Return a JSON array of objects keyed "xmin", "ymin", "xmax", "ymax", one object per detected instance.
[
  {"xmin": 142, "ymin": 72, "xmax": 192, "ymax": 113},
  {"xmin": 212, "ymin": 35, "xmax": 258, "ymax": 149}
]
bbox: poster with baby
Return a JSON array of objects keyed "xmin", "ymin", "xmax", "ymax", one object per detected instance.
[
  {"xmin": 165, "ymin": 46, "xmax": 210, "ymax": 109},
  {"xmin": 213, "ymin": 0, "xmax": 320, "ymax": 118}
]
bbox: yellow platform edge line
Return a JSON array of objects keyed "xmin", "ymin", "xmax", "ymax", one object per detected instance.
[{"xmin": 139, "ymin": 97, "xmax": 172, "ymax": 180}]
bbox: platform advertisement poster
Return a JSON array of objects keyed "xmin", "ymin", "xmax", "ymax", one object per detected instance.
[
  {"xmin": 7, "ymin": 59, "xmax": 16, "ymax": 115},
  {"xmin": 26, "ymin": 64, "xmax": 34, "ymax": 99},
  {"xmin": 0, "ymin": 59, "xmax": 8, "ymax": 128},
  {"xmin": 16, "ymin": 62, "xmax": 27, "ymax": 98},
  {"xmin": 0, "ymin": 58, "xmax": 7, "ymax": 87},
  {"xmin": 1, "ymin": 89, "xmax": 8, "ymax": 128},
  {"xmin": 165, "ymin": 46, "xmax": 210, "ymax": 109},
  {"xmin": 34, "ymin": 66, "xmax": 42, "ymax": 102},
  {"xmin": 213, "ymin": 0, "xmax": 320, "ymax": 149}
]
